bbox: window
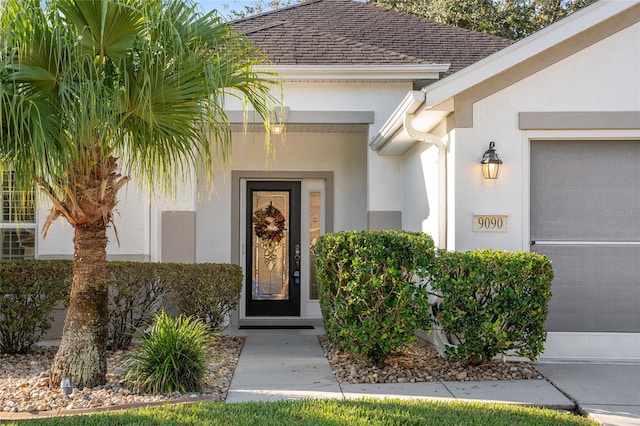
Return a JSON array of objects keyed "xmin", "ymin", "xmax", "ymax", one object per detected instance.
[
  {"xmin": 0, "ymin": 172, "xmax": 35, "ymax": 259},
  {"xmin": 308, "ymin": 191, "xmax": 321, "ymax": 300}
]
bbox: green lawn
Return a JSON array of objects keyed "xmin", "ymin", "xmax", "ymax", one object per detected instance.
[{"xmin": 11, "ymin": 399, "xmax": 596, "ymax": 425}]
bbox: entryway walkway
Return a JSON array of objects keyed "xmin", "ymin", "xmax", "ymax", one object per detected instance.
[
  {"xmin": 225, "ymin": 332, "xmax": 342, "ymax": 402},
  {"xmin": 226, "ymin": 329, "xmax": 640, "ymax": 425},
  {"xmin": 225, "ymin": 329, "xmax": 572, "ymax": 408}
]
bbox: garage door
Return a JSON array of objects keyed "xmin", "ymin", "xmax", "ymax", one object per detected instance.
[{"xmin": 530, "ymin": 140, "xmax": 640, "ymax": 333}]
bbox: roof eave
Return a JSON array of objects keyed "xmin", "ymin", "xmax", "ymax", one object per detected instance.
[
  {"xmin": 256, "ymin": 64, "xmax": 451, "ymax": 81},
  {"xmin": 369, "ymin": 90, "xmax": 425, "ymax": 152},
  {"xmin": 424, "ymin": 0, "xmax": 638, "ymax": 107},
  {"xmin": 370, "ymin": 0, "xmax": 640, "ymax": 155}
]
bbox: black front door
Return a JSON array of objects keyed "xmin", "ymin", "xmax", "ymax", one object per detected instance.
[{"xmin": 246, "ymin": 181, "xmax": 301, "ymax": 316}]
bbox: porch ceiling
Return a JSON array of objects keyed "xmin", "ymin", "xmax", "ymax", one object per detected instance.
[
  {"xmin": 230, "ymin": 122, "xmax": 369, "ymax": 133},
  {"xmin": 228, "ymin": 110, "xmax": 373, "ymax": 134}
]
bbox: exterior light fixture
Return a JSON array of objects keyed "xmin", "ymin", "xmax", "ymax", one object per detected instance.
[
  {"xmin": 270, "ymin": 107, "xmax": 288, "ymax": 136},
  {"xmin": 61, "ymin": 377, "xmax": 72, "ymax": 395},
  {"xmin": 481, "ymin": 141, "xmax": 503, "ymax": 179},
  {"xmin": 271, "ymin": 123, "xmax": 283, "ymax": 135}
]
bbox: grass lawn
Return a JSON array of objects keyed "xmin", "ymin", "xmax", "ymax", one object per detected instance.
[{"xmin": 9, "ymin": 399, "xmax": 596, "ymax": 425}]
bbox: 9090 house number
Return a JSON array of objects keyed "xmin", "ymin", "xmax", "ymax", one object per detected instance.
[{"xmin": 473, "ymin": 215, "xmax": 508, "ymax": 232}]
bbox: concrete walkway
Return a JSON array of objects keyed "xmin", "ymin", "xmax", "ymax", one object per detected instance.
[
  {"xmin": 536, "ymin": 363, "xmax": 640, "ymax": 426},
  {"xmin": 226, "ymin": 329, "xmax": 640, "ymax": 426}
]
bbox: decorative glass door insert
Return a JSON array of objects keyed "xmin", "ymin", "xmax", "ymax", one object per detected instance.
[
  {"xmin": 246, "ymin": 181, "xmax": 301, "ymax": 317},
  {"xmin": 251, "ymin": 191, "xmax": 289, "ymax": 300}
]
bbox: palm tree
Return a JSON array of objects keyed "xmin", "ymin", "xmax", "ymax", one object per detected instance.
[{"xmin": 0, "ymin": 0, "xmax": 278, "ymax": 388}]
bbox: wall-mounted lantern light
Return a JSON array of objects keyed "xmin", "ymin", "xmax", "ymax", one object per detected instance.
[
  {"xmin": 270, "ymin": 107, "xmax": 288, "ymax": 135},
  {"xmin": 481, "ymin": 141, "xmax": 503, "ymax": 179}
]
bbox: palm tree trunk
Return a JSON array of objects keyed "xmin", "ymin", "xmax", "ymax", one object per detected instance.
[{"xmin": 50, "ymin": 222, "xmax": 109, "ymax": 389}]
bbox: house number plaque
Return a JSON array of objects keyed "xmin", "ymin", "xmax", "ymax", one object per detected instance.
[{"xmin": 473, "ymin": 215, "xmax": 508, "ymax": 232}]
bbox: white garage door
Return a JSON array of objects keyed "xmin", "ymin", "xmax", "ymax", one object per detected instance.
[{"xmin": 530, "ymin": 140, "xmax": 640, "ymax": 333}]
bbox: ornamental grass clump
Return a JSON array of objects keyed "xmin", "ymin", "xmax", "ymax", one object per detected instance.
[{"xmin": 124, "ymin": 311, "xmax": 212, "ymax": 394}]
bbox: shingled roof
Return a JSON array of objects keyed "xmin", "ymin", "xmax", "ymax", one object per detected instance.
[{"xmin": 233, "ymin": 0, "xmax": 513, "ymax": 77}]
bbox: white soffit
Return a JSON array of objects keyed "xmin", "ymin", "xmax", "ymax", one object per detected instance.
[
  {"xmin": 255, "ymin": 64, "xmax": 451, "ymax": 82},
  {"xmin": 227, "ymin": 109, "xmax": 374, "ymax": 133}
]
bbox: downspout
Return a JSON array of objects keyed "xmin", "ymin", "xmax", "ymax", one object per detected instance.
[{"xmin": 403, "ymin": 113, "xmax": 448, "ymax": 250}]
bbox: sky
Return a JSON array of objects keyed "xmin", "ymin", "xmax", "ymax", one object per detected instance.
[{"xmin": 197, "ymin": 1, "xmax": 261, "ymax": 19}]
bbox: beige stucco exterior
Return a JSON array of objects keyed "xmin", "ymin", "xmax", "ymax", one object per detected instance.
[
  {"xmin": 392, "ymin": 4, "xmax": 640, "ymax": 361},
  {"xmin": 35, "ymin": 1, "xmax": 640, "ymax": 359}
]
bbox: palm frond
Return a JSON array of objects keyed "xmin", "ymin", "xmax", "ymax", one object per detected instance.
[{"xmin": 0, "ymin": 0, "xmax": 281, "ymax": 228}]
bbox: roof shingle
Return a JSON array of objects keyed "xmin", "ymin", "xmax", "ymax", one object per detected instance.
[{"xmin": 233, "ymin": 0, "xmax": 513, "ymax": 76}]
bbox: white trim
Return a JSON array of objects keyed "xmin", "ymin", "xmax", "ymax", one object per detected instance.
[
  {"xmin": 521, "ymin": 132, "xmax": 531, "ymax": 252},
  {"xmin": 301, "ymin": 180, "xmax": 325, "ymax": 319},
  {"xmin": 256, "ymin": 64, "xmax": 450, "ymax": 81},
  {"xmin": 540, "ymin": 332, "xmax": 640, "ymax": 363},
  {"xmin": 227, "ymin": 110, "xmax": 374, "ymax": 125},
  {"xmin": 369, "ymin": 91, "xmax": 425, "ymax": 151}
]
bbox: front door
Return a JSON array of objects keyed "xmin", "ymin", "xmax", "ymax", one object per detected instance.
[{"xmin": 246, "ymin": 181, "xmax": 301, "ymax": 316}]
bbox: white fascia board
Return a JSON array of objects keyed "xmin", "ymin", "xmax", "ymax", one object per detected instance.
[
  {"xmin": 370, "ymin": 1, "xmax": 638, "ymax": 156},
  {"xmin": 369, "ymin": 90, "xmax": 425, "ymax": 151},
  {"xmin": 255, "ymin": 64, "xmax": 451, "ymax": 81},
  {"xmin": 424, "ymin": 0, "xmax": 638, "ymax": 107}
]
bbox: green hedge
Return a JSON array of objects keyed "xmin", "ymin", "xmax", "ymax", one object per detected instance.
[
  {"xmin": 315, "ymin": 230, "xmax": 435, "ymax": 364},
  {"xmin": 430, "ymin": 249, "xmax": 553, "ymax": 363},
  {"xmin": 109, "ymin": 262, "xmax": 243, "ymax": 350},
  {"xmin": 0, "ymin": 261, "xmax": 243, "ymax": 353},
  {"xmin": 107, "ymin": 262, "xmax": 171, "ymax": 350},
  {"xmin": 168, "ymin": 263, "xmax": 243, "ymax": 333},
  {"xmin": 0, "ymin": 260, "xmax": 72, "ymax": 354}
]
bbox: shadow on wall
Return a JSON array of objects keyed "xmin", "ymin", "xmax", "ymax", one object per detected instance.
[{"xmin": 399, "ymin": 147, "xmax": 434, "ymax": 233}]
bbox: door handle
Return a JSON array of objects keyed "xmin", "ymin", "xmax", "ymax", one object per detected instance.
[
  {"xmin": 293, "ymin": 243, "xmax": 301, "ymax": 285},
  {"xmin": 294, "ymin": 244, "xmax": 301, "ymax": 269}
]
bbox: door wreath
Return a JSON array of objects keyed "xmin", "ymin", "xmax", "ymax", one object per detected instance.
[
  {"xmin": 252, "ymin": 202, "xmax": 286, "ymax": 271},
  {"xmin": 252, "ymin": 202, "xmax": 286, "ymax": 243}
]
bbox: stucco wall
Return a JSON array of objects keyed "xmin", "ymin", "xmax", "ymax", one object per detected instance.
[
  {"xmin": 401, "ymin": 131, "xmax": 441, "ymax": 241},
  {"xmin": 452, "ymin": 21, "xmax": 640, "ymax": 252},
  {"xmin": 37, "ymin": 184, "xmax": 150, "ymax": 260},
  {"xmin": 195, "ymin": 131, "xmax": 368, "ymax": 263},
  {"xmin": 35, "ymin": 79, "xmax": 411, "ymax": 262},
  {"xmin": 224, "ymin": 80, "xmax": 413, "ymax": 214}
]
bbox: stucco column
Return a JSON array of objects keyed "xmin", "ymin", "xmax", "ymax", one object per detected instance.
[{"xmin": 366, "ymin": 149, "xmax": 403, "ymax": 230}]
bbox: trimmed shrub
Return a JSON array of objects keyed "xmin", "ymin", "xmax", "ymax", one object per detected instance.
[
  {"xmin": 123, "ymin": 311, "xmax": 212, "ymax": 394},
  {"xmin": 168, "ymin": 263, "xmax": 243, "ymax": 332},
  {"xmin": 430, "ymin": 249, "xmax": 553, "ymax": 363},
  {"xmin": 109, "ymin": 262, "xmax": 243, "ymax": 350},
  {"xmin": 108, "ymin": 262, "xmax": 170, "ymax": 350},
  {"xmin": 0, "ymin": 260, "xmax": 72, "ymax": 354},
  {"xmin": 315, "ymin": 230, "xmax": 435, "ymax": 364},
  {"xmin": 0, "ymin": 260, "xmax": 242, "ymax": 353}
]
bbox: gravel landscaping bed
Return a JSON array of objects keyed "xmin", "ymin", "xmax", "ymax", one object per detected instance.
[
  {"xmin": 320, "ymin": 337, "xmax": 542, "ymax": 384},
  {"xmin": 0, "ymin": 335, "xmax": 244, "ymax": 414},
  {"xmin": 1, "ymin": 333, "xmax": 544, "ymax": 416}
]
